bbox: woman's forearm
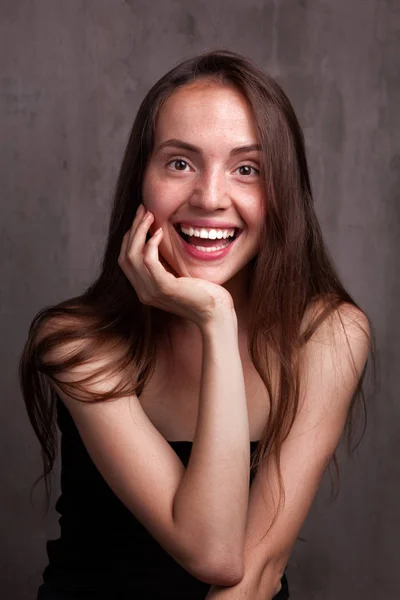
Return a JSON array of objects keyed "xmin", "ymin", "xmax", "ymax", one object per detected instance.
[{"xmin": 172, "ymin": 310, "xmax": 250, "ymax": 580}]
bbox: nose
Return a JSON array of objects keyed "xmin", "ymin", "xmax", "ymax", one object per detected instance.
[{"xmin": 188, "ymin": 167, "xmax": 231, "ymax": 212}]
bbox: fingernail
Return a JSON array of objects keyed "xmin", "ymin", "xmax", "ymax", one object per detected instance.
[{"xmin": 136, "ymin": 204, "xmax": 144, "ymax": 216}]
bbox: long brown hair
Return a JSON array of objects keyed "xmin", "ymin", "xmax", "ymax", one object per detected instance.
[{"xmin": 19, "ymin": 49, "xmax": 376, "ymax": 520}]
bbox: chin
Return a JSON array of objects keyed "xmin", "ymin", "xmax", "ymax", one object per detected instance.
[{"xmin": 188, "ymin": 269, "xmax": 236, "ymax": 285}]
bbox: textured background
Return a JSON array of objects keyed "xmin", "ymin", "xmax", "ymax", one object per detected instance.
[{"xmin": 1, "ymin": 1, "xmax": 399, "ymax": 598}]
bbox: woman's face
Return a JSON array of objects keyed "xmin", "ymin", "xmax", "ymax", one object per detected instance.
[{"xmin": 142, "ymin": 80, "xmax": 265, "ymax": 290}]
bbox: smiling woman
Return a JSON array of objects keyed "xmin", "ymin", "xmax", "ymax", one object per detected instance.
[{"xmin": 19, "ymin": 49, "xmax": 374, "ymax": 600}]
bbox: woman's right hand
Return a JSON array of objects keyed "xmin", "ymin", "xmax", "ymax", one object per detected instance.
[{"xmin": 118, "ymin": 204, "xmax": 236, "ymax": 330}]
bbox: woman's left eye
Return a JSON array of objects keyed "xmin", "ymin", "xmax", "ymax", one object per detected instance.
[{"xmin": 235, "ymin": 165, "xmax": 259, "ymax": 177}]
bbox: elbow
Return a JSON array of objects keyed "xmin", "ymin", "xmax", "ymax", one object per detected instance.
[
  {"xmin": 191, "ymin": 550, "xmax": 244, "ymax": 587},
  {"xmin": 177, "ymin": 526, "xmax": 245, "ymax": 586},
  {"xmin": 208, "ymin": 557, "xmax": 244, "ymax": 587}
]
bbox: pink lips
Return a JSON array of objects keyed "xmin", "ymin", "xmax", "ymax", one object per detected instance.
[{"xmin": 174, "ymin": 226, "xmax": 241, "ymax": 262}]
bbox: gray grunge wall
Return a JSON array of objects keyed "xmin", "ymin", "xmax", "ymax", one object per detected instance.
[{"xmin": 1, "ymin": 1, "xmax": 399, "ymax": 599}]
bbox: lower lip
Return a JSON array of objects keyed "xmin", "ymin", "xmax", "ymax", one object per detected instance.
[{"xmin": 174, "ymin": 228, "xmax": 241, "ymax": 261}]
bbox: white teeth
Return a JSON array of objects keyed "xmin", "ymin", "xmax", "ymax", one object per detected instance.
[
  {"xmin": 179, "ymin": 225, "xmax": 236, "ymax": 239},
  {"xmin": 191, "ymin": 241, "xmax": 231, "ymax": 252}
]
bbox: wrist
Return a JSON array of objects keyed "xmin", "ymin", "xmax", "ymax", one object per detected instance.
[{"xmin": 200, "ymin": 307, "xmax": 238, "ymax": 340}]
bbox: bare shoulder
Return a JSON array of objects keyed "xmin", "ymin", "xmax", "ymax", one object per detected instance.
[
  {"xmin": 301, "ymin": 297, "xmax": 371, "ymax": 346},
  {"xmin": 35, "ymin": 308, "xmax": 135, "ymax": 401},
  {"xmin": 299, "ymin": 297, "xmax": 371, "ymax": 387}
]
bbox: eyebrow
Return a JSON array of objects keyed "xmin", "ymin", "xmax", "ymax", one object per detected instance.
[{"xmin": 156, "ymin": 138, "xmax": 262, "ymax": 157}]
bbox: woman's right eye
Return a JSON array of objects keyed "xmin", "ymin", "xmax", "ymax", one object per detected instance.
[{"xmin": 167, "ymin": 159, "xmax": 190, "ymax": 171}]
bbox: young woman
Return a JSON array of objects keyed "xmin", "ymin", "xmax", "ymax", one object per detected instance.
[{"xmin": 20, "ymin": 49, "xmax": 374, "ymax": 599}]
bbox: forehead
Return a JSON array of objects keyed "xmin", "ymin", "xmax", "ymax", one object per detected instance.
[{"xmin": 154, "ymin": 81, "xmax": 259, "ymax": 144}]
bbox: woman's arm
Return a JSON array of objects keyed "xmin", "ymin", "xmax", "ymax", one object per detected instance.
[
  {"xmin": 38, "ymin": 308, "xmax": 249, "ymax": 587},
  {"xmin": 204, "ymin": 303, "xmax": 371, "ymax": 598},
  {"xmin": 173, "ymin": 311, "xmax": 250, "ymax": 582}
]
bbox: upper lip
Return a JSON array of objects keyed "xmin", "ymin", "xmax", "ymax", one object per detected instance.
[{"xmin": 174, "ymin": 220, "xmax": 241, "ymax": 230}]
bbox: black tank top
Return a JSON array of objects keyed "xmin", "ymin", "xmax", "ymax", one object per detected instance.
[{"xmin": 41, "ymin": 398, "xmax": 289, "ymax": 598}]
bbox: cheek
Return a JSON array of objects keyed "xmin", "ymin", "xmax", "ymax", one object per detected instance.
[
  {"xmin": 243, "ymin": 191, "xmax": 265, "ymax": 225},
  {"xmin": 141, "ymin": 164, "xmax": 165, "ymax": 208},
  {"xmin": 141, "ymin": 177, "xmax": 159, "ymax": 212},
  {"xmin": 142, "ymin": 169, "xmax": 180, "ymax": 215},
  {"xmin": 245, "ymin": 207, "xmax": 265, "ymax": 241},
  {"xmin": 246, "ymin": 207, "xmax": 265, "ymax": 232}
]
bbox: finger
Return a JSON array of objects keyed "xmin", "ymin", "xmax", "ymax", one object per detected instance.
[
  {"xmin": 119, "ymin": 222, "xmax": 152, "ymax": 300},
  {"xmin": 119, "ymin": 205, "xmax": 145, "ymax": 261},
  {"xmin": 124, "ymin": 212, "xmax": 154, "ymax": 277},
  {"xmin": 144, "ymin": 227, "xmax": 180, "ymax": 279},
  {"xmin": 119, "ymin": 210, "xmax": 151, "ymax": 276},
  {"xmin": 142, "ymin": 228, "xmax": 171, "ymax": 284},
  {"xmin": 128, "ymin": 209, "xmax": 154, "ymax": 249},
  {"xmin": 118, "ymin": 231, "xmax": 145, "ymax": 292},
  {"xmin": 126, "ymin": 204, "xmax": 146, "ymax": 245},
  {"xmin": 125, "ymin": 213, "xmax": 161, "ymax": 296},
  {"xmin": 129, "ymin": 204, "xmax": 146, "ymax": 239}
]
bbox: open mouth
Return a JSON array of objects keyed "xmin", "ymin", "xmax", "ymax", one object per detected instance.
[{"xmin": 173, "ymin": 224, "xmax": 241, "ymax": 246}]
